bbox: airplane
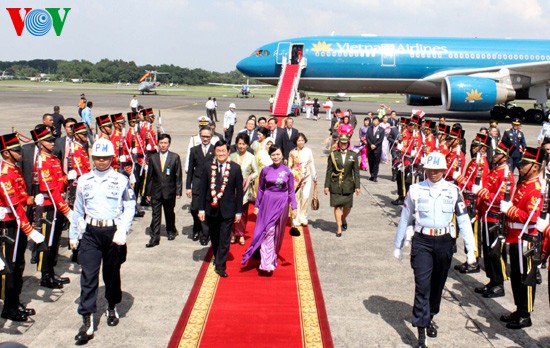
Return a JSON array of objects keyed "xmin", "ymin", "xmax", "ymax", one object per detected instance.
[
  {"xmin": 208, "ymin": 79, "xmax": 268, "ymax": 98},
  {"xmin": 138, "ymin": 70, "xmax": 168, "ymax": 95},
  {"xmin": 236, "ymin": 35, "xmax": 550, "ymax": 122},
  {"xmin": 0, "ymin": 71, "xmax": 14, "ymax": 80}
]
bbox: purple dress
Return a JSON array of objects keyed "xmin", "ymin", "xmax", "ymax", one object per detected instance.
[{"xmin": 242, "ymin": 164, "xmax": 298, "ymax": 271}]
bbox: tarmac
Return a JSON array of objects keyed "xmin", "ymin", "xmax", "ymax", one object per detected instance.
[{"xmin": 0, "ymin": 86, "xmax": 548, "ymax": 347}]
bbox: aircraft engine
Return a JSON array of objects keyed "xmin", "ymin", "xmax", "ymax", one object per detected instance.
[
  {"xmin": 441, "ymin": 76, "xmax": 515, "ymax": 112},
  {"xmin": 405, "ymin": 94, "xmax": 442, "ymax": 106}
]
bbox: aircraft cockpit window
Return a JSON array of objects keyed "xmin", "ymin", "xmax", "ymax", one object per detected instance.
[{"xmin": 262, "ymin": 50, "xmax": 270, "ymax": 56}]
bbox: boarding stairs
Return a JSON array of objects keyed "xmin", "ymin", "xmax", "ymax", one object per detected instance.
[{"xmin": 272, "ymin": 59, "xmax": 306, "ymax": 117}]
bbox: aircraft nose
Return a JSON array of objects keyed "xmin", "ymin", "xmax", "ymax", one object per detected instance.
[{"xmin": 236, "ymin": 57, "xmax": 253, "ymax": 76}]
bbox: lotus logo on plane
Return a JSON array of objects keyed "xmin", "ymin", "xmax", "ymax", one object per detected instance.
[{"xmin": 6, "ymin": 8, "xmax": 71, "ymax": 36}]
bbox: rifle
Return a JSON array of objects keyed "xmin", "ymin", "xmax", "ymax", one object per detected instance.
[
  {"xmin": 522, "ymin": 174, "xmax": 549, "ymax": 285},
  {"xmin": 66, "ymin": 141, "xmax": 77, "ymax": 206},
  {"xmin": 118, "ymin": 128, "xmax": 124, "ymax": 174},
  {"xmin": 32, "ymin": 152, "xmax": 45, "ymax": 235},
  {"xmin": 471, "ymin": 152, "xmax": 482, "ymax": 219},
  {"xmin": 0, "ymin": 179, "xmax": 18, "ymax": 265}
]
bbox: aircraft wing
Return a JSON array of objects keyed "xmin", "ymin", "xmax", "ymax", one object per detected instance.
[
  {"xmin": 422, "ymin": 61, "xmax": 550, "ymax": 83},
  {"xmin": 208, "ymin": 83, "xmax": 267, "ymax": 87}
]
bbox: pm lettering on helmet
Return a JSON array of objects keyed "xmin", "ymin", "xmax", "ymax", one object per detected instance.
[
  {"xmin": 427, "ymin": 155, "xmax": 439, "ymax": 166},
  {"xmin": 96, "ymin": 143, "xmax": 108, "ymax": 153}
]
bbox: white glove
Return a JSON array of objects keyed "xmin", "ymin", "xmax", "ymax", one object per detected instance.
[
  {"xmin": 146, "ymin": 144, "xmax": 152, "ymax": 151},
  {"xmin": 69, "ymin": 239, "xmax": 79, "ymax": 250},
  {"xmin": 471, "ymin": 184, "xmax": 482, "ymax": 195},
  {"xmin": 131, "ymin": 148, "xmax": 138, "ymax": 154},
  {"xmin": 67, "ymin": 170, "xmax": 77, "ymax": 181},
  {"xmin": 393, "ymin": 248, "xmax": 403, "ymax": 261},
  {"xmin": 119, "ymin": 155, "xmax": 127, "ymax": 163},
  {"xmin": 112, "ymin": 229, "xmax": 127, "ymax": 246},
  {"xmin": 0, "ymin": 207, "xmax": 7, "ymax": 220},
  {"xmin": 411, "ymin": 150, "xmax": 417, "ymax": 157},
  {"xmin": 129, "ymin": 173, "xmax": 136, "ymax": 185},
  {"xmin": 536, "ymin": 216, "xmax": 549, "ymax": 233},
  {"xmin": 500, "ymin": 200, "xmax": 513, "ymax": 215},
  {"xmin": 29, "ymin": 230, "xmax": 45, "ymax": 244},
  {"xmin": 466, "ymin": 252, "xmax": 476, "ymax": 265},
  {"xmin": 65, "ymin": 210, "xmax": 74, "ymax": 222},
  {"xmin": 452, "ymin": 171, "xmax": 460, "ymax": 180},
  {"xmin": 0, "ymin": 257, "xmax": 4, "ymax": 272},
  {"xmin": 397, "ymin": 143, "xmax": 403, "ymax": 151},
  {"xmin": 35, "ymin": 193, "xmax": 44, "ymax": 206},
  {"xmin": 77, "ymin": 217, "xmax": 87, "ymax": 234}
]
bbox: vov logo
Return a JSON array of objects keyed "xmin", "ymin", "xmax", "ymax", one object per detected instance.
[{"xmin": 6, "ymin": 8, "xmax": 71, "ymax": 36}]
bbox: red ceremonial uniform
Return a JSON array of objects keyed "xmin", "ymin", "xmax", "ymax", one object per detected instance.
[
  {"xmin": 444, "ymin": 147, "xmax": 465, "ymax": 181},
  {"xmin": 456, "ymin": 154, "xmax": 490, "ymax": 199},
  {"xmin": 505, "ymin": 177, "xmax": 543, "ymax": 243},
  {"xmin": 35, "ymin": 153, "xmax": 71, "ymax": 215},
  {"xmin": 438, "ymin": 141, "xmax": 450, "ymax": 156},
  {"xmin": 400, "ymin": 130, "xmax": 414, "ymax": 166},
  {"xmin": 424, "ymin": 134, "xmax": 437, "ymax": 155},
  {"xmin": 477, "ymin": 164, "xmax": 516, "ymax": 223},
  {"xmin": 110, "ymin": 129, "xmax": 122, "ymax": 170},
  {"xmin": 0, "ymin": 160, "xmax": 33, "ymax": 236},
  {"xmin": 72, "ymin": 142, "xmax": 91, "ymax": 176}
]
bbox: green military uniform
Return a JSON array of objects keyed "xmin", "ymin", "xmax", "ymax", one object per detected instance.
[{"xmin": 325, "ymin": 146, "xmax": 360, "ymax": 208}]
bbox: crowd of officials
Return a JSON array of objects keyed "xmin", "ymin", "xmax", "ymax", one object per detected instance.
[{"xmin": 1, "ymin": 94, "xmax": 550, "ymax": 347}]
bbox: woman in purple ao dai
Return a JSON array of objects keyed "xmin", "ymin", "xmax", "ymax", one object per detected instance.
[{"xmin": 242, "ymin": 145, "xmax": 297, "ymax": 273}]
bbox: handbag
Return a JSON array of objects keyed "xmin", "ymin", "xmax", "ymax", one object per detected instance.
[{"xmin": 311, "ymin": 182, "xmax": 319, "ymax": 211}]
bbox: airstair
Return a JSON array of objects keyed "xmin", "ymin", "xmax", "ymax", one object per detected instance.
[{"xmin": 272, "ymin": 59, "xmax": 306, "ymax": 117}]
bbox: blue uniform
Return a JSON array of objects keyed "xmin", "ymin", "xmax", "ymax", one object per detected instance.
[
  {"xmin": 394, "ymin": 178, "xmax": 476, "ymax": 329},
  {"xmin": 501, "ymin": 128, "xmax": 526, "ymax": 172},
  {"xmin": 70, "ymin": 168, "xmax": 136, "ymax": 315}
]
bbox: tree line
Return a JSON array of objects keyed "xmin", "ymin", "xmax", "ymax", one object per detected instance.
[{"xmin": 0, "ymin": 59, "xmax": 249, "ymax": 85}]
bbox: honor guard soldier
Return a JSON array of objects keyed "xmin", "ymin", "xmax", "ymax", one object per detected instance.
[
  {"xmin": 70, "ymin": 138, "xmax": 136, "ymax": 344},
  {"xmin": 0, "ymin": 133, "xmax": 45, "ymax": 321},
  {"xmin": 394, "ymin": 152, "xmax": 477, "ymax": 348},
  {"xmin": 422, "ymin": 121, "xmax": 437, "ymax": 155},
  {"xmin": 109, "ymin": 113, "xmax": 126, "ymax": 171},
  {"xmin": 499, "ymin": 146, "xmax": 544, "ymax": 329},
  {"xmin": 96, "ymin": 115, "xmax": 113, "ymax": 141},
  {"xmin": 126, "ymin": 112, "xmax": 145, "ymax": 218},
  {"xmin": 70, "ymin": 123, "xmax": 92, "ymax": 178},
  {"xmin": 453, "ymin": 133, "xmax": 491, "ymax": 273},
  {"xmin": 437, "ymin": 124, "xmax": 451, "ymax": 156},
  {"xmin": 444, "ymin": 127, "xmax": 466, "ymax": 181},
  {"xmin": 31, "ymin": 126, "xmax": 73, "ymax": 289},
  {"xmin": 471, "ymin": 141, "xmax": 516, "ymax": 298},
  {"xmin": 391, "ymin": 117, "xmax": 411, "ymax": 205}
]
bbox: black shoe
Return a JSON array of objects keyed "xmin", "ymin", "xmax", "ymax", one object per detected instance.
[
  {"xmin": 40, "ymin": 277, "xmax": 63, "ymax": 289},
  {"xmin": 167, "ymin": 233, "xmax": 176, "ymax": 241},
  {"xmin": 483, "ymin": 285, "xmax": 505, "ymax": 298},
  {"xmin": 369, "ymin": 177, "xmax": 374, "ymax": 181},
  {"xmin": 134, "ymin": 210, "xmax": 145, "ymax": 218},
  {"xmin": 474, "ymin": 283, "xmax": 492, "ymax": 294},
  {"xmin": 289, "ymin": 227, "xmax": 301, "ymax": 236},
  {"xmin": 336, "ymin": 232, "xmax": 342, "ymax": 237},
  {"xmin": 506, "ymin": 316, "xmax": 532, "ymax": 329},
  {"xmin": 75, "ymin": 314, "xmax": 94, "ymax": 345},
  {"xmin": 200, "ymin": 239, "xmax": 208, "ymax": 246},
  {"xmin": 145, "ymin": 238, "xmax": 160, "ymax": 248},
  {"xmin": 457, "ymin": 262, "xmax": 480, "ymax": 274},
  {"xmin": 53, "ymin": 274, "xmax": 70, "ymax": 284},
  {"xmin": 140, "ymin": 200, "xmax": 150, "ymax": 207},
  {"xmin": 106, "ymin": 307, "xmax": 119, "ymax": 327},
  {"xmin": 426, "ymin": 320, "xmax": 438, "ymax": 338},
  {"xmin": 536, "ymin": 268, "xmax": 542, "ymax": 285},
  {"xmin": 30, "ymin": 255, "xmax": 38, "ymax": 264},
  {"xmin": 18, "ymin": 303, "xmax": 36, "ymax": 316},
  {"xmin": 415, "ymin": 327, "xmax": 427, "ymax": 348},
  {"xmin": 342, "ymin": 223, "xmax": 348, "ymax": 231},
  {"xmin": 215, "ymin": 269, "xmax": 228, "ymax": 278},
  {"xmin": 1, "ymin": 308, "xmax": 28, "ymax": 322},
  {"xmin": 391, "ymin": 174, "xmax": 397, "ymax": 182},
  {"xmin": 192, "ymin": 232, "xmax": 200, "ymax": 241},
  {"xmin": 372, "ymin": 177, "xmax": 378, "ymax": 182},
  {"xmin": 500, "ymin": 312, "xmax": 520, "ymax": 323},
  {"xmin": 391, "ymin": 198, "xmax": 404, "ymax": 206}
]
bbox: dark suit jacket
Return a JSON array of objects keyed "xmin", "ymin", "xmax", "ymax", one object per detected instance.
[
  {"xmin": 144, "ymin": 151, "xmax": 183, "ymax": 200},
  {"xmin": 53, "ymin": 136, "xmax": 68, "ymax": 171},
  {"xmin": 282, "ymin": 127, "xmax": 299, "ymax": 159},
  {"xmin": 199, "ymin": 161, "xmax": 243, "ymax": 219},
  {"xmin": 270, "ymin": 127, "xmax": 285, "ymax": 149},
  {"xmin": 20, "ymin": 143, "xmax": 38, "ymax": 195},
  {"xmin": 186, "ymin": 143, "xmax": 215, "ymax": 195},
  {"xmin": 324, "ymin": 150, "xmax": 360, "ymax": 195},
  {"xmin": 366, "ymin": 126, "xmax": 386, "ymax": 154},
  {"xmin": 238, "ymin": 129, "xmax": 259, "ymax": 144}
]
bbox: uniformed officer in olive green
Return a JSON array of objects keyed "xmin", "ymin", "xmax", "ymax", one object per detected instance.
[{"xmin": 324, "ymin": 135, "xmax": 361, "ymax": 237}]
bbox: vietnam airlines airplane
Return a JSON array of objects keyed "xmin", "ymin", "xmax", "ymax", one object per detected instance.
[{"xmin": 236, "ymin": 36, "xmax": 550, "ymax": 122}]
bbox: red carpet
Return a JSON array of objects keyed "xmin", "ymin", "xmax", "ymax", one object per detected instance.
[{"xmin": 168, "ymin": 209, "xmax": 333, "ymax": 347}]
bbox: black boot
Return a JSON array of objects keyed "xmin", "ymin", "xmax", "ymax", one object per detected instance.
[
  {"xmin": 75, "ymin": 314, "xmax": 94, "ymax": 345},
  {"xmin": 416, "ymin": 327, "xmax": 427, "ymax": 348}
]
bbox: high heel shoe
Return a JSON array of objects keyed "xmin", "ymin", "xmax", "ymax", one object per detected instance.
[
  {"xmin": 230, "ymin": 235, "xmax": 236, "ymax": 244},
  {"xmin": 239, "ymin": 236, "xmax": 245, "ymax": 245}
]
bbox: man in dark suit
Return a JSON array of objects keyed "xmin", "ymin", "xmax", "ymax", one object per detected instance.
[
  {"xmin": 282, "ymin": 117, "xmax": 299, "ymax": 161},
  {"xmin": 53, "ymin": 118, "xmax": 77, "ymax": 174},
  {"xmin": 366, "ymin": 116, "xmax": 386, "ymax": 182},
  {"xmin": 186, "ymin": 126, "xmax": 215, "ymax": 245},
  {"xmin": 144, "ymin": 134, "xmax": 183, "ymax": 247},
  {"xmin": 267, "ymin": 117, "xmax": 284, "ymax": 148},
  {"xmin": 238, "ymin": 118, "xmax": 259, "ymax": 144},
  {"xmin": 198, "ymin": 140, "xmax": 243, "ymax": 277}
]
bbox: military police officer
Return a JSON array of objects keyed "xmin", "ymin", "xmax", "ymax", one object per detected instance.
[
  {"xmin": 394, "ymin": 152, "xmax": 477, "ymax": 348},
  {"xmin": 70, "ymin": 138, "xmax": 136, "ymax": 345}
]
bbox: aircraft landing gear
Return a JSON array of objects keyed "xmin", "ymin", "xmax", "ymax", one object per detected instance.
[{"xmin": 490, "ymin": 105, "xmax": 506, "ymax": 120}]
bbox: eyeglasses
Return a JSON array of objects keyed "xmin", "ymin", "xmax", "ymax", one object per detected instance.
[{"xmin": 201, "ymin": 135, "xmax": 212, "ymax": 139}]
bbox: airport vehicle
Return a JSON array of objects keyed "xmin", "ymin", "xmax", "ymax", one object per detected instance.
[
  {"xmin": 138, "ymin": 70, "xmax": 168, "ymax": 95},
  {"xmin": 237, "ymin": 36, "xmax": 550, "ymax": 122}
]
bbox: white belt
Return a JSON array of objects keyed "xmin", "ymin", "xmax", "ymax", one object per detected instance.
[
  {"xmin": 415, "ymin": 226, "xmax": 449, "ymax": 236},
  {"xmin": 508, "ymin": 223, "xmax": 536, "ymax": 229},
  {"xmin": 85, "ymin": 216, "xmax": 115, "ymax": 227}
]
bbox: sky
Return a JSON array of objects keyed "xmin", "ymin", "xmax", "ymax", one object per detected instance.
[{"xmin": 1, "ymin": 0, "xmax": 550, "ymax": 73}]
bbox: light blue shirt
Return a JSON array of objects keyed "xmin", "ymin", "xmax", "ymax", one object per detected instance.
[
  {"xmin": 70, "ymin": 168, "xmax": 136, "ymax": 240},
  {"xmin": 223, "ymin": 110, "xmax": 237, "ymax": 129},
  {"xmin": 81, "ymin": 107, "xmax": 92, "ymax": 127},
  {"xmin": 393, "ymin": 178, "xmax": 476, "ymax": 257}
]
